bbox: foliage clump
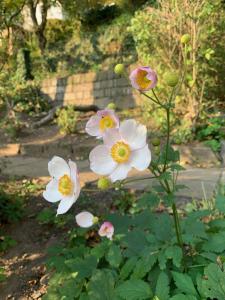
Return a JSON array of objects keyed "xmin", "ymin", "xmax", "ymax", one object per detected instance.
[{"xmin": 56, "ymin": 105, "xmax": 80, "ymax": 135}]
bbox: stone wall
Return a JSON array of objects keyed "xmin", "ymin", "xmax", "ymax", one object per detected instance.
[{"xmin": 41, "ymin": 70, "xmax": 141, "ymax": 109}]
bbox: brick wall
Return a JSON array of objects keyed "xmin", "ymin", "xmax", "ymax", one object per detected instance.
[{"xmin": 41, "ymin": 70, "xmax": 141, "ymax": 109}]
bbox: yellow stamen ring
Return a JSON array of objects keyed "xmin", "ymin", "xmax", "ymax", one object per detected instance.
[
  {"xmin": 99, "ymin": 116, "xmax": 115, "ymax": 132},
  {"xmin": 58, "ymin": 174, "xmax": 73, "ymax": 196},
  {"xmin": 111, "ymin": 141, "xmax": 131, "ymax": 163},
  {"xmin": 136, "ymin": 70, "xmax": 152, "ymax": 90}
]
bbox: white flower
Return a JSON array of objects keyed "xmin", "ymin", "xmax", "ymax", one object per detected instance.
[
  {"xmin": 98, "ymin": 222, "xmax": 114, "ymax": 240},
  {"xmin": 43, "ymin": 156, "xmax": 80, "ymax": 215},
  {"xmin": 89, "ymin": 119, "xmax": 151, "ymax": 182},
  {"xmin": 75, "ymin": 211, "xmax": 98, "ymax": 228},
  {"xmin": 85, "ymin": 109, "xmax": 119, "ymax": 139}
]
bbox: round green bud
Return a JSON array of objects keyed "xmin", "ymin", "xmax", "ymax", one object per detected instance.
[
  {"xmin": 107, "ymin": 102, "xmax": 116, "ymax": 110},
  {"xmin": 151, "ymin": 137, "xmax": 160, "ymax": 147},
  {"xmin": 97, "ymin": 177, "xmax": 111, "ymax": 190},
  {"xmin": 164, "ymin": 72, "xmax": 179, "ymax": 87},
  {"xmin": 93, "ymin": 216, "xmax": 99, "ymax": 224},
  {"xmin": 114, "ymin": 64, "xmax": 125, "ymax": 75},
  {"xmin": 180, "ymin": 34, "xmax": 191, "ymax": 44},
  {"xmin": 154, "ymin": 146, "xmax": 161, "ymax": 155}
]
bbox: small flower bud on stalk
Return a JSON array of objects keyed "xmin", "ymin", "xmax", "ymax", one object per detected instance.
[
  {"xmin": 107, "ymin": 102, "xmax": 116, "ymax": 110},
  {"xmin": 164, "ymin": 72, "xmax": 179, "ymax": 87},
  {"xmin": 152, "ymin": 137, "xmax": 161, "ymax": 147},
  {"xmin": 114, "ymin": 64, "xmax": 125, "ymax": 75},
  {"xmin": 97, "ymin": 177, "xmax": 111, "ymax": 190},
  {"xmin": 180, "ymin": 34, "xmax": 191, "ymax": 44},
  {"xmin": 154, "ymin": 146, "xmax": 161, "ymax": 156}
]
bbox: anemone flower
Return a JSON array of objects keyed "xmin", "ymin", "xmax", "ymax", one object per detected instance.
[
  {"xmin": 129, "ymin": 66, "xmax": 157, "ymax": 91},
  {"xmin": 43, "ymin": 156, "xmax": 80, "ymax": 215},
  {"xmin": 75, "ymin": 211, "xmax": 98, "ymax": 228},
  {"xmin": 85, "ymin": 109, "xmax": 119, "ymax": 139},
  {"xmin": 98, "ymin": 222, "xmax": 114, "ymax": 240},
  {"xmin": 89, "ymin": 119, "xmax": 151, "ymax": 182}
]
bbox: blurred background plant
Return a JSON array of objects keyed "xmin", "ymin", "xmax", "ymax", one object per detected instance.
[
  {"xmin": 0, "ymin": 0, "xmax": 224, "ymax": 146},
  {"xmin": 55, "ymin": 105, "xmax": 80, "ymax": 134}
]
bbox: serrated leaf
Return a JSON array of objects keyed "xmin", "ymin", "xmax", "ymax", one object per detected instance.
[
  {"xmin": 120, "ymin": 257, "xmax": 138, "ymax": 280},
  {"xmin": 106, "ymin": 245, "xmax": 122, "ymax": 268},
  {"xmin": 65, "ymin": 255, "xmax": 97, "ymax": 280},
  {"xmin": 115, "ymin": 279, "xmax": 153, "ymax": 300},
  {"xmin": 91, "ymin": 240, "xmax": 109, "ymax": 259},
  {"xmin": 87, "ymin": 269, "xmax": 116, "ymax": 300},
  {"xmin": 199, "ymin": 263, "xmax": 225, "ymax": 299},
  {"xmin": 123, "ymin": 229, "xmax": 148, "ymax": 256},
  {"xmin": 203, "ymin": 232, "xmax": 225, "ymax": 253},
  {"xmin": 155, "ymin": 272, "xmax": 170, "ymax": 300},
  {"xmin": 170, "ymin": 163, "xmax": 185, "ymax": 171},
  {"xmin": 152, "ymin": 213, "xmax": 173, "ymax": 242},
  {"xmin": 172, "ymin": 271, "xmax": 197, "ymax": 296},
  {"xmin": 215, "ymin": 195, "xmax": 225, "ymax": 213},
  {"xmin": 138, "ymin": 193, "xmax": 160, "ymax": 210},
  {"xmin": 132, "ymin": 253, "xmax": 157, "ymax": 279},
  {"xmin": 165, "ymin": 246, "xmax": 182, "ymax": 268},
  {"xmin": 158, "ymin": 251, "xmax": 167, "ymax": 270},
  {"xmin": 170, "ymin": 295, "xmax": 197, "ymax": 300}
]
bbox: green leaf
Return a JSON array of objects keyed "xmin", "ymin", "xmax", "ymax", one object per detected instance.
[
  {"xmin": 65, "ymin": 255, "xmax": 97, "ymax": 280},
  {"xmin": 120, "ymin": 257, "xmax": 138, "ymax": 280},
  {"xmin": 199, "ymin": 263, "xmax": 225, "ymax": 299},
  {"xmin": 203, "ymin": 232, "xmax": 225, "ymax": 253},
  {"xmin": 87, "ymin": 269, "xmax": 116, "ymax": 300},
  {"xmin": 165, "ymin": 246, "xmax": 182, "ymax": 268},
  {"xmin": 138, "ymin": 193, "xmax": 160, "ymax": 210},
  {"xmin": 158, "ymin": 250, "xmax": 167, "ymax": 270},
  {"xmin": 132, "ymin": 253, "xmax": 157, "ymax": 279},
  {"xmin": 155, "ymin": 272, "xmax": 170, "ymax": 300},
  {"xmin": 170, "ymin": 295, "xmax": 197, "ymax": 300},
  {"xmin": 215, "ymin": 194, "xmax": 225, "ymax": 213},
  {"xmin": 172, "ymin": 271, "xmax": 197, "ymax": 296},
  {"xmin": 123, "ymin": 229, "xmax": 148, "ymax": 256},
  {"xmin": 152, "ymin": 213, "xmax": 173, "ymax": 242},
  {"xmin": 91, "ymin": 240, "xmax": 109, "ymax": 259},
  {"xmin": 107, "ymin": 213, "xmax": 131, "ymax": 234},
  {"xmin": 106, "ymin": 245, "xmax": 122, "ymax": 268},
  {"xmin": 170, "ymin": 163, "xmax": 185, "ymax": 171},
  {"xmin": 115, "ymin": 279, "xmax": 153, "ymax": 300}
]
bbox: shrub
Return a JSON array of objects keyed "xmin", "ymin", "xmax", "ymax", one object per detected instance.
[
  {"xmin": 129, "ymin": 0, "xmax": 225, "ymax": 136},
  {"xmin": 56, "ymin": 105, "xmax": 80, "ymax": 134}
]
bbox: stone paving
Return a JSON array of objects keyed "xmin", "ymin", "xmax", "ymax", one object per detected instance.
[{"xmin": 0, "ymin": 154, "xmax": 224, "ymax": 200}]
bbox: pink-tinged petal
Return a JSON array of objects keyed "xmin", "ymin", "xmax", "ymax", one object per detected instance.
[
  {"xmin": 43, "ymin": 178, "xmax": 62, "ymax": 202},
  {"xmin": 129, "ymin": 66, "xmax": 157, "ymax": 91},
  {"xmin": 110, "ymin": 163, "xmax": 131, "ymax": 182},
  {"xmin": 48, "ymin": 156, "xmax": 70, "ymax": 179},
  {"xmin": 75, "ymin": 211, "xmax": 94, "ymax": 228},
  {"xmin": 57, "ymin": 195, "xmax": 76, "ymax": 215},
  {"xmin": 68, "ymin": 160, "xmax": 80, "ymax": 200},
  {"xmin": 130, "ymin": 145, "xmax": 151, "ymax": 171},
  {"xmin": 120, "ymin": 119, "xmax": 147, "ymax": 150},
  {"xmin": 98, "ymin": 221, "xmax": 114, "ymax": 240},
  {"xmin": 85, "ymin": 115, "xmax": 101, "ymax": 137},
  {"xmin": 89, "ymin": 145, "xmax": 117, "ymax": 175},
  {"xmin": 103, "ymin": 128, "xmax": 121, "ymax": 148}
]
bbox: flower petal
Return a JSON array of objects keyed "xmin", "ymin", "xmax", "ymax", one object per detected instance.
[
  {"xmin": 57, "ymin": 195, "xmax": 75, "ymax": 215},
  {"xmin": 120, "ymin": 119, "xmax": 147, "ymax": 150},
  {"xmin": 75, "ymin": 211, "xmax": 94, "ymax": 228},
  {"xmin": 68, "ymin": 160, "xmax": 80, "ymax": 200},
  {"xmin": 130, "ymin": 145, "xmax": 151, "ymax": 171},
  {"xmin": 98, "ymin": 221, "xmax": 114, "ymax": 240},
  {"xmin": 89, "ymin": 145, "xmax": 117, "ymax": 175},
  {"xmin": 103, "ymin": 128, "xmax": 121, "ymax": 148},
  {"xmin": 85, "ymin": 115, "xmax": 101, "ymax": 137},
  {"xmin": 110, "ymin": 163, "xmax": 131, "ymax": 182},
  {"xmin": 48, "ymin": 156, "xmax": 70, "ymax": 179},
  {"xmin": 43, "ymin": 179, "xmax": 61, "ymax": 202}
]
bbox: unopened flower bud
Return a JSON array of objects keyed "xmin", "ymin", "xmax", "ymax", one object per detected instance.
[
  {"xmin": 164, "ymin": 72, "xmax": 179, "ymax": 87},
  {"xmin": 180, "ymin": 34, "xmax": 191, "ymax": 44},
  {"xmin": 154, "ymin": 146, "xmax": 161, "ymax": 155},
  {"xmin": 152, "ymin": 137, "xmax": 160, "ymax": 147},
  {"xmin": 107, "ymin": 102, "xmax": 116, "ymax": 110},
  {"xmin": 114, "ymin": 64, "xmax": 125, "ymax": 75},
  {"xmin": 92, "ymin": 216, "xmax": 99, "ymax": 224},
  {"xmin": 97, "ymin": 177, "xmax": 111, "ymax": 190}
]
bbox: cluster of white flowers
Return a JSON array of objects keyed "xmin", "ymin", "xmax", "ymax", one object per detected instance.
[{"xmin": 43, "ymin": 66, "xmax": 154, "ymax": 240}]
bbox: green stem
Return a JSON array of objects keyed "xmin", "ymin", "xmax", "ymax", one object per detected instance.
[{"xmin": 163, "ymin": 107, "xmax": 170, "ymax": 172}]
